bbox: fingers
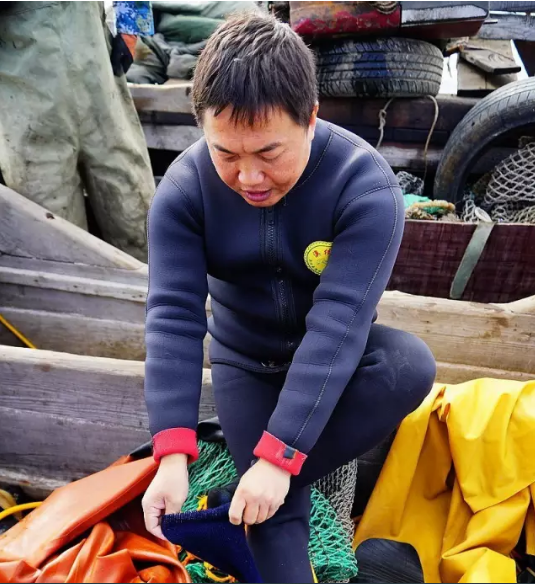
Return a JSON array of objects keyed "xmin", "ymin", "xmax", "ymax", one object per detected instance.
[
  {"xmin": 142, "ymin": 499, "xmax": 167, "ymax": 541},
  {"xmin": 243, "ymin": 499, "xmax": 260, "ymax": 526},
  {"xmin": 254, "ymin": 502, "xmax": 270, "ymax": 525},
  {"xmin": 230, "ymin": 495, "xmax": 278, "ymax": 526},
  {"xmin": 229, "ymin": 492, "xmax": 246, "ymax": 525},
  {"xmin": 266, "ymin": 502, "xmax": 281, "ymax": 522}
]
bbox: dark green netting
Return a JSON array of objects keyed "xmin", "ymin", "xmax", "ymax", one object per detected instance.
[{"xmin": 182, "ymin": 440, "xmax": 358, "ymax": 583}]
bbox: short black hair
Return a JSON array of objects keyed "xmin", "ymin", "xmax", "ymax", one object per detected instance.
[{"xmin": 192, "ymin": 11, "xmax": 317, "ymax": 128}]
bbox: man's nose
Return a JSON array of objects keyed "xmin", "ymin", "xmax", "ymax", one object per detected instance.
[{"xmin": 238, "ymin": 165, "xmax": 265, "ymax": 188}]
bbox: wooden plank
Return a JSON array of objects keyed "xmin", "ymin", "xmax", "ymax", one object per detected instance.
[
  {"xmin": 0, "ymin": 467, "xmax": 68, "ymax": 501},
  {"xmin": 0, "ymin": 266, "xmax": 147, "ymax": 306},
  {"xmin": 0, "ymin": 345, "xmax": 216, "ymax": 481},
  {"xmin": 0, "ymin": 308, "xmax": 146, "ymax": 359},
  {"xmin": 0, "ymin": 345, "xmax": 145, "ymax": 426},
  {"xmin": 457, "ymin": 40, "xmax": 518, "ymax": 96},
  {"xmin": 377, "ymin": 291, "xmax": 535, "ymax": 375},
  {"xmin": 137, "ymin": 111, "xmax": 197, "ymax": 127},
  {"xmin": 0, "ymin": 345, "xmax": 215, "ymax": 427},
  {"xmin": 318, "ymin": 95, "xmax": 478, "ymax": 133},
  {"xmin": 204, "ymin": 290, "xmax": 535, "ymax": 376},
  {"xmin": 0, "ymin": 283, "xmax": 144, "ymax": 323},
  {"xmin": 435, "ymin": 362, "xmax": 535, "ymax": 385},
  {"xmin": 0, "ymin": 405, "xmax": 150, "ymax": 480},
  {"xmin": 457, "ymin": 59, "xmax": 492, "ymax": 96},
  {"xmin": 0, "ymin": 255, "xmax": 148, "ymax": 285},
  {"xmin": 0, "ymin": 343, "xmax": 533, "ymax": 497},
  {"xmin": 0, "ymin": 346, "xmax": 214, "ymax": 427},
  {"xmin": 457, "ymin": 61, "xmax": 518, "ymax": 97},
  {"xmin": 142, "ymin": 123, "xmax": 203, "ymax": 151},
  {"xmin": 476, "ymin": 13, "xmax": 535, "ymax": 41},
  {"xmin": 490, "ymin": 2, "xmax": 535, "ymax": 12},
  {"xmin": 0, "ymin": 185, "xmax": 145, "ymax": 269},
  {"xmin": 1, "ymin": 358, "xmax": 532, "ymax": 499},
  {"xmin": 0, "ymin": 307, "xmax": 212, "ymax": 366},
  {"xmin": 460, "ymin": 44, "xmax": 520, "ymax": 74},
  {"xmin": 378, "ymin": 144, "xmax": 442, "ymax": 172},
  {"xmin": 377, "ymin": 143, "xmax": 515, "ymax": 172},
  {"xmin": 128, "ymin": 80, "xmax": 193, "ymax": 114}
]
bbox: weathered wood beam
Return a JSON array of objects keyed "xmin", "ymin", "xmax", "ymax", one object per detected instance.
[
  {"xmin": 377, "ymin": 143, "xmax": 515, "ymax": 173},
  {"xmin": 0, "ymin": 308, "xmax": 213, "ymax": 366},
  {"xmin": 457, "ymin": 40, "xmax": 518, "ymax": 97},
  {"xmin": 476, "ymin": 13, "xmax": 535, "ymax": 41},
  {"xmin": 0, "ymin": 340, "xmax": 533, "ymax": 495},
  {"xmin": 0, "ymin": 345, "xmax": 214, "ymax": 425},
  {"xmin": 460, "ymin": 42, "xmax": 520, "ymax": 74},
  {"xmin": 319, "ymin": 95, "xmax": 478, "ymax": 133},
  {"xmin": 0, "ymin": 346, "xmax": 215, "ymax": 483},
  {"xmin": 490, "ymin": 2, "xmax": 535, "ymax": 12},
  {"xmin": 0, "ymin": 185, "xmax": 144, "ymax": 269},
  {"xmin": 142, "ymin": 123, "xmax": 203, "ymax": 151},
  {"xmin": 377, "ymin": 291, "xmax": 535, "ymax": 375},
  {"xmin": 0, "ymin": 255, "xmax": 147, "ymax": 283},
  {"xmin": 128, "ymin": 80, "xmax": 193, "ymax": 114}
]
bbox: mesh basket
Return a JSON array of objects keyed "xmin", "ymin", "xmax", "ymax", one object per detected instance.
[{"xmin": 463, "ymin": 139, "xmax": 535, "ymax": 223}]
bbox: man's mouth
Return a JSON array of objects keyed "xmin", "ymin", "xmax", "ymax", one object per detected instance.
[{"xmin": 243, "ymin": 190, "xmax": 272, "ymax": 203}]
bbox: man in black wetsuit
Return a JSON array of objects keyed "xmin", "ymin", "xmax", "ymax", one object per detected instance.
[{"xmin": 142, "ymin": 11, "xmax": 436, "ymax": 583}]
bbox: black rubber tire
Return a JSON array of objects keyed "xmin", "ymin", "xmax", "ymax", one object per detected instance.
[
  {"xmin": 315, "ymin": 38, "xmax": 444, "ymax": 98},
  {"xmin": 434, "ymin": 77, "xmax": 535, "ymax": 206}
]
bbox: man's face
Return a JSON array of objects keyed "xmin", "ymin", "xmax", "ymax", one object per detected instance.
[{"xmin": 203, "ymin": 105, "xmax": 318, "ymax": 208}]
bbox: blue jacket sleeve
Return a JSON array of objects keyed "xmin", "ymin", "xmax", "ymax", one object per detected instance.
[
  {"xmin": 144, "ymin": 170, "xmax": 208, "ymax": 438},
  {"xmin": 265, "ymin": 156, "xmax": 404, "ymax": 455}
]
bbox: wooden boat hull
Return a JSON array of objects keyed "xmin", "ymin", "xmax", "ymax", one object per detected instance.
[
  {"xmin": 2, "ymin": 183, "xmax": 535, "ymax": 379},
  {"xmin": 1, "ymin": 184, "xmax": 535, "ymax": 497}
]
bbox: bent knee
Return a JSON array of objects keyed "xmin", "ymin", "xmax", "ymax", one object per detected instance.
[
  {"xmin": 374, "ymin": 327, "xmax": 436, "ymax": 400},
  {"xmin": 405, "ymin": 333, "xmax": 436, "ymax": 382}
]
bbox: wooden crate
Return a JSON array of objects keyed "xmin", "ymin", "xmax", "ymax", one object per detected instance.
[{"xmin": 389, "ymin": 220, "xmax": 535, "ymax": 303}]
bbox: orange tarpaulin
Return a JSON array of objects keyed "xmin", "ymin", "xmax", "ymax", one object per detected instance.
[{"xmin": 0, "ymin": 455, "xmax": 190, "ymax": 583}]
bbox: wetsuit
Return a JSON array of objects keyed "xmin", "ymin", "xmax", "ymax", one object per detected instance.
[{"xmin": 145, "ymin": 118, "xmax": 436, "ymax": 582}]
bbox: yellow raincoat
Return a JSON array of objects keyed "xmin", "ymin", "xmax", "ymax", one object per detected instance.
[{"xmin": 354, "ymin": 378, "xmax": 535, "ymax": 583}]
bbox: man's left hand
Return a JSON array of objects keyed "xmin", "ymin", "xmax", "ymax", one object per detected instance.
[{"xmin": 229, "ymin": 458, "xmax": 291, "ymax": 526}]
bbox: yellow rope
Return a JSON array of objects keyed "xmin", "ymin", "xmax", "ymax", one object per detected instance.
[
  {"xmin": 0, "ymin": 502, "xmax": 42, "ymax": 522},
  {"xmin": 0, "ymin": 314, "xmax": 37, "ymax": 349}
]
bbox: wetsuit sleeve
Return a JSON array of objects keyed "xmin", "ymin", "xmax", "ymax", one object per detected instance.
[
  {"xmin": 144, "ymin": 171, "xmax": 208, "ymax": 463},
  {"xmin": 254, "ymin": 156, "xmax": 404, "ymax": 475}
]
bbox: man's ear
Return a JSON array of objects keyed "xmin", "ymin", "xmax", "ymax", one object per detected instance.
[{"xmin": 308, "ymin": 103, "xmax": 319, "ymax": 140}]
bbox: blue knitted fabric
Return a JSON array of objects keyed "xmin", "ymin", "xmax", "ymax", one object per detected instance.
[{"xmin": 161, "ymin": 503, "xmax": 263, "ymax": 583}]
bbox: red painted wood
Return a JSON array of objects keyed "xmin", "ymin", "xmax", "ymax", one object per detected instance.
[
  {"xmin": 290, "ymin": 1, "xmax": 401, "ymax": 37},
  {"xmin": 388, "ymin": 221, "xmax": 535, "ymax": 303}
]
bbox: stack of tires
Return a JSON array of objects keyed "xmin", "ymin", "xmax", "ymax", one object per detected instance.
[
  {"xmin": 289, "ymin": 2, "xmax": 444, "ymax": 99},
  {"xmin": 315, "ymin": 37, "xmax": 444, "ymax": 99}
]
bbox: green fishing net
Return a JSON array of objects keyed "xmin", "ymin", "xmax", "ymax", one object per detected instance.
[{"xmin": 181, "ymin": 440, "xmax": 358, "ymax": 583}]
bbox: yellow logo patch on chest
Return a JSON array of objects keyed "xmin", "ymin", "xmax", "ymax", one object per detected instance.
[{"xmin": 304, "ymin": 241, "xmax": 332, "ymax": 275}]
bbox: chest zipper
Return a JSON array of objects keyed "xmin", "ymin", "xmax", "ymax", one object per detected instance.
[{"xmin": 264, "ymin": 204, "xmax": 295, "ymax": 354}]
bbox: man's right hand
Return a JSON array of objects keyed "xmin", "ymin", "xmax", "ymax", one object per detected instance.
[{"xmin": 142, "ymin": 453, "xmax": 189, "ymax": 540}]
